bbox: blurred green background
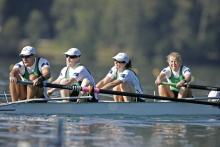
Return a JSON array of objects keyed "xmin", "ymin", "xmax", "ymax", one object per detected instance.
[{"xmin": 0, "ymin": 0, "xmax": 219, "ymax": 95}]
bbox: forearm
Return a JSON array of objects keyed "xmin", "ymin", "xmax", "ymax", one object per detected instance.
[
  {"xmin": 96, "ymin": 80, "xmax": 106, "ymax": 88},
  {"xmin": 184, "ymin": 75, "xmax": 191, "ymax": 83},
  {"xmin": 102, "ymin": 80, "xmax": 121, "ymax": 90},
  {"xmin": 9, "ymin": 69, "xmax": 19, "ymax": 77}
]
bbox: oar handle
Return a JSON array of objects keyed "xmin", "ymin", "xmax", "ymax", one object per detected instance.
[{"xmin": 17, "ymin": 80, "xmax": 82, "ymax": 91}]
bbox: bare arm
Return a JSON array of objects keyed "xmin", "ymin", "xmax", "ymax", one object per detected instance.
[
  {"xmin": 96, "ymin": 76, "xmax": 113, "ymax": 88},
  {"xmin": 176, "ymin": 73, "xmax": 191, "ymax": 88},
  {"xmin": 101, "ymin": 79, "xmax": 122, "ymax": 90},
  {"xmin": 33, "ymin": 66, "xmax": 51, "ymax": 86},
  {"xmin": 155, "ymin": 72, "xmax": 166, "ymax": 85},
  {"xmin": 9, "ymin": 68, "xmax": 20, "ymax": 83}
]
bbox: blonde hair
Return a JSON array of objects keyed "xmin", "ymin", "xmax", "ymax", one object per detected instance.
[{"xmin": 166, "ymin": 52, "xmax": 182, "ymax": 63}]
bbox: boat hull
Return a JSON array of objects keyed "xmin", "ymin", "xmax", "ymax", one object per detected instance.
[{"xmin": 0, "ymin": 101, "xmax": 219, "ymax": 116}]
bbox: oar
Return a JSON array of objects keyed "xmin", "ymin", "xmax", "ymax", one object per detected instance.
[
  {"xmin": 18, "ymin": 80, "xmax": 220, "ymax": 106},
  {"xmin": 161, "ymin": 82, "xmax": 220, "ymax": 91},
  {"xmin": 17, "ymin": 80, "xmax": 81, "ymax": 91}
]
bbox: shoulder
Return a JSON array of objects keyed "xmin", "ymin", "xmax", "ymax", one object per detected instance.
[
  {"xmin": 13, "ymin": 61, "xmax": 24, "ymax": 69},
  {"xmin": 38, "ymin": 57, "xmax": 50, "ymax": 67},
  {"xmin": 108, "ymin": 66, "xmax": 117, "ymax": 73},
  {"xmin": 122, "ymin": 69, "xmax": 130, "ymax": 74},
  {"xmin": 76, "ymin": 65, "xmax": 86, "ymax": 71},
  {"xmin": 161, "ymin": 66, "xmax": 170, "ymax": 73},
  {"xmin": 182, "ymin": 66, "xmax": 191, "ymax": 73},
  {"xmin": 39, "ymin": 57, "xmax": 50, "ymax": 63}
]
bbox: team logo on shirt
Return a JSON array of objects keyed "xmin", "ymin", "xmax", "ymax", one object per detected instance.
[
  {"xmin": 73, "ymin": 73, "xmax": 79, "ymax": 77},
  {"xmin": 162, "ymin": 69, "xmax": 166, "ymax": 72},
  {"xmin": 120, "ymin": 74, "xmax": 126, "ymax": 78},
  {"xmin": 41, "ymin": 62, "xmax": 49, "ymax": 67},
  {"xmin": 183, "ymin": 69, "xmax": 190, "ymax": 73},
  {"xmin": 17, "ymin": 63, "xmax": 22, "ymax": 68}
]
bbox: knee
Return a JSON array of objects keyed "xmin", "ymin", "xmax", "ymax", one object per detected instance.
[
  {"xmin": 81, "ymin": 78, "xmax": 90, "ymax": 87},
  {"xmin": 113, "ymin": 85, "xmax": 120, "ymax": 91}
]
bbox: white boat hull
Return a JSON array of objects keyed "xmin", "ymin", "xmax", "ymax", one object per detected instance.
[{"xmin": 0, "ymin": 100, "xmax": 219, "ymax": 116}]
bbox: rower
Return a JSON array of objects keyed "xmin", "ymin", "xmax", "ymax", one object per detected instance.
[
  {"xmin": 155, "ymin": 52, "xmax": 192, "ymax": 98},
  {"xmin": 96, "ymin": 52, "xmax": 144, "ymax": 102},
  {"xmin": 47, "ymin": 48, "xmax": 98, "ymax": 102},
  {"xmin": 9, "ymin": 46, "xmax": 51, "ymax": 102}
]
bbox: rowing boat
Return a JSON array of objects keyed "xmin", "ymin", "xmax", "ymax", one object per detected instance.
[
  {"xmin": 1, "ymin": 81, "xmax": 219, "ymax": 115},
  {"xmin": 0, "ymin": 97, "xmax": 219, "ymax": 116}
]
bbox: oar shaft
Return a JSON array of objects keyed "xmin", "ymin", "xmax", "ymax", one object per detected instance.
[
  {"xmin": 17, "ymin": 80, "xmax": 77, "ymax": 90},
  {"xmin": 188, "ymin": 84, "xmax": 220, "ymax": 91},
  {"xmin": 97, "ymin": 89, "xmax": 220, "ymax": 106},
  {"xmin": 161, "ymin": 82, "xmax": 220, "ymax": 91},
  {"xmin": 81, "ymin": 87, "xmax": 220, "ymax": 106}
]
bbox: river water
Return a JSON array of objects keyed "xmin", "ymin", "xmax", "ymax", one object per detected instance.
[
  {"xmin": 0, "ymin": 114, "xmax": 220, "ymax": 147},
  {"xmin": 0, "ymin": 57, "xmax": 220, "ymax": 147}
]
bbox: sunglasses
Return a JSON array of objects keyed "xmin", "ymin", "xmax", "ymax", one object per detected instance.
[
  {"xmin": 65, "ymin": 55, "xmax": 79, "ymax": 59},
  {"xmin": 114, "ymin": 60, "xmax": 126, "ymax": 64},
  {"xmin": 20, "ymin": 54, "xmax": 33, "ymax": 59}
]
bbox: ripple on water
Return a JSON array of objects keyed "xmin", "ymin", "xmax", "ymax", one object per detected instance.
[{"xmin": 0, "ymin": 114, "xmax": 220, "ymax": 147}]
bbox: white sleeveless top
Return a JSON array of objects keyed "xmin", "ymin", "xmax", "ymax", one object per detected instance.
[
  {"xmin": 13, "ymin": 57, "xmax": 50, "ymax": 75},
  {"xmin": 58, "ymin": 64, "xmax": 95, "ymax": 86},
  {"xmin": 107, "ymin": 66, "xmax": 143, "ymax": 94}
]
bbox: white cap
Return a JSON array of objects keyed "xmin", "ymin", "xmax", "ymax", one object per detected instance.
[
  {"xmin": 112, "ymin": 52, "xmax": 129, "ymax": 63},
  {"xmin": 19, "ymin": 46, "xmax": 36, "ymax": 56},
  {"xmin": 64, "ymin": 48, "xmax": 81, "ymax": 56}
]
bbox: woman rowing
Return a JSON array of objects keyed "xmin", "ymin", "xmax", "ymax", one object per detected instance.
[
  {"xmin": 155, "ymin": 52, "xmax": 192, "ymax": 98},
  {"xmin": 96, "ymin": 52, "xmax": 144, "ymax": 102},
  {"xmin": 9, "ymin": 46, "xmax": 51, "ymax": 102},
  {"xmin": 47, "ymin": 48, "xmax": 98, "ymax": 102}
]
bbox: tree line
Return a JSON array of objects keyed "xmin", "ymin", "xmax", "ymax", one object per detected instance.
[{"xmin": 0, "ymin": 0, "xmax": 219, "ymax": 66}]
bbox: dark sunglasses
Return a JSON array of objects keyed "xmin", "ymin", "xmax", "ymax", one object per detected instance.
[
  {"xmin": 20, "ymin": 54, "xmax": 33, "ymax": 59},
  {"xmin": 65, "ymin": 55, "xmax": 79, "ymax": 59},
  {"xmin": 114, "ymin": 60, "xmax": 126, "ymax": 64}
]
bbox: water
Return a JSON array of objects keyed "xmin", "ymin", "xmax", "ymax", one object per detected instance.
[{"xmin": 0, "ymin": 114, "xmax": 220, "ymax": 147}]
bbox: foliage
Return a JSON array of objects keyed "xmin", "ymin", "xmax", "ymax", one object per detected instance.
[{"xmin": 0, "ymin": 0, "xmax": 219, "ymax": 66}]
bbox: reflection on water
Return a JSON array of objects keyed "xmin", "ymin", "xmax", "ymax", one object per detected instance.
[{"xmin": 0, "ymin": 115, "xmax": 220, "ymax": 147}]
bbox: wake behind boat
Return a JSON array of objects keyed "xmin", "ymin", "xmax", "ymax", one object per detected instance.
[{"xmin": 0, "ymin": 97, "xmax": 220, "ymax": 116}]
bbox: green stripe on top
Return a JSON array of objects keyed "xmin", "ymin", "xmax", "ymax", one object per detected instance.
[
  {"xmin": 23, "ymin": 57, "xmax": 42, "ymax": 80},
  {"xmin": 168, "ymin": 66, "xmax": 184, "ymax": 92}
]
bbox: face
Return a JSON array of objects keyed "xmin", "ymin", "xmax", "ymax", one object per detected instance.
[
  {"xmin": 114, "ymin": 60, "xmax": 126, "ymax": 71},
  {"xmin": 20, "ymin": 54, "xmax": 35, "ymax": 67},
  {"xmin": 168, "ymin": 56, "xmax": 181, "ymax": 71},
  {"xmin": 65, "ymin": 55, "xmax": 80, "ymax": 66}
]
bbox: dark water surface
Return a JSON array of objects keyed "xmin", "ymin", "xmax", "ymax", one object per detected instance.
[{"xmin": 0, "ymin": 114, "xmax": 220, "ymax": 147}]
